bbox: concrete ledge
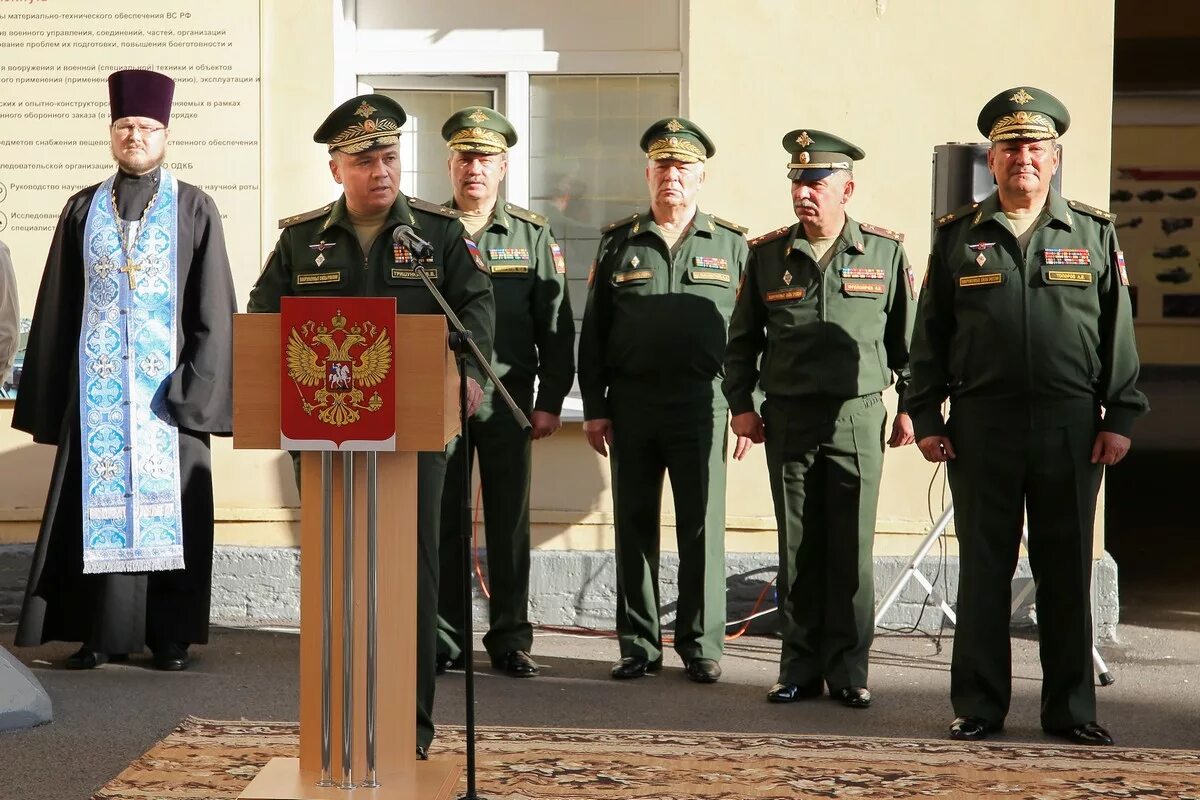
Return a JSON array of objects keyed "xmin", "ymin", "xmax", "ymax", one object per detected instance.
[{"xmin": 0, "ymin": 544, "xmax": 1120, "ymax": 642}]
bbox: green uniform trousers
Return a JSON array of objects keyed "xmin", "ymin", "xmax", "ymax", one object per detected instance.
[
  {"xmin": 437, "ymin": 385, "xmax": 535, "ymax": 662},
  {"xmin": 414, "ymin": 450, "xmax": 447, "ymax": 751},
  {"xmin": 946, "ymin": 411, "xmax": 1101, "ymax": 730},
  {"xmin": 609, "ymin": 395, "xmax": 729, "ymax": 663},
  {"xmin": 763, "ymin": 393, "xmax": 885, "ymax": 690}
]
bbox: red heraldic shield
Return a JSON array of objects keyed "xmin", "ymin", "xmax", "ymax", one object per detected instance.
[{"xmin": 280, "ymin": 297, "xmax": 398, "ymax": 451}]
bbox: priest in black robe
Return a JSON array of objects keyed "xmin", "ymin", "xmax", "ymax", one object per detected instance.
[{"xmin": 12, "ymin": 70, "xmax": 236, "ymax": 671}]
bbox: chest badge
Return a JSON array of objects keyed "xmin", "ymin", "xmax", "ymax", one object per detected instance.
[
  {"xmin": 782, "ymin": 270, "xmax": 793, "ymax": 286},
  {"xmin": 967, "ymin": 242, "xmax": 995, "ymax": 252},
  {"xmin": 630, "ymin": 255, "xmax": 641, "ymax": 268},
  {"xmin": 976, "ymin": 253, "xmax": 987, "ymax": 267}
]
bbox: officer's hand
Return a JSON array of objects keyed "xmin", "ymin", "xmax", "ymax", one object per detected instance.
[
  {"xmin": 917, "ymin": 435, "xmax": 956, "ymax": 462},
  {"xmin": 530, "ymin": 410, "xmax": 561, "ymax": 440},
  {"xmin": 1091, "ymin": 432, "xmax": 1131, "ymax": 466},
  {"xmin": 732, "ymin": 436, "xmax": 754, "ymax": 461},
  {"xmin": 466, "ymin": 378, "xmax": 484, "ymax": 416},
  {"xmin": 730, "ymin": 412, "xmax": 765, "ymax": 445},
  {"xmin": 583, "ymin": 418, "xmax": 614, "ymax": 457},
  {"xmin": 887, "ymin": 412, "xmax": 916, "ymax": 448}
]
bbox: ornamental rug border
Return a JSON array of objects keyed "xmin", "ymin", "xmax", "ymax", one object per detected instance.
[
  {"xmin": 78, "ymin": 170, "xmax": 183, "ymax": 574},
  {"xmin": 93, "ymin": 716, "xmax": 1200, "ymax": 800}
]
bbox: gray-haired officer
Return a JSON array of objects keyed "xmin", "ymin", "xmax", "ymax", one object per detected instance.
[
  {"xmin": 578, "ymin": 118, "xmax": 749, "ymax": 684},
  {"xmin": 247, "ymin": 93, "xmax": 495, "ymax": 759},
  {"xmin": 907, "ymin": 87, "xmax": 1148, "ymax": 745},
  {"xmin": 723, "ymin": 130, "xmax": 915, "ymax": 709},
  {"xmin": 434, "ymin": 107, "xmax": 575, "ymax": 679}
]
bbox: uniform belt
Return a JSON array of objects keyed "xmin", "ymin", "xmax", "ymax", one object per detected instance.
[
  {"xmin": 947, "ymin": 395, "xmax": 1099, "ymax": 429},
  {"xmin": 764, "ymin": 392, "xmax": 882, "ymax": 421}
]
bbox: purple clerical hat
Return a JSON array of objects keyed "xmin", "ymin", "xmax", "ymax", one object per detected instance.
[{"xmin": 108, "ymin": 69, "xmax": 175, "ymax": 126}]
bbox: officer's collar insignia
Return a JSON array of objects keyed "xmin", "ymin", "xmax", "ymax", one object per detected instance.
[
  {"xmin": 309, "ymin": 241, "xmax": 337, "ymax": 252},
  {"xmin": 967, "ymin": 242, "xmax": 995, "ymax": 251},
  {"xmin": 354, "ymin": 101, "xmax": 377, "ymax": 119},
  {"xmin": 666, "ymin": 118, "xmax": 684, "ymax": 132},
  {"xmin": 782, "ymin": 270, "xmax": 793, "ymax": 285},
  {"xmin": 1010, "ymin": 88, "xmax": 1035, "ymax": 105}
]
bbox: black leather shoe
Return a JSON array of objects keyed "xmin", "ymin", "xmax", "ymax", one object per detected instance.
[
  {"xmin": 66, "ymin": 646, "xmax": 108, "ymax": 670},
  {"xmin": 610, "ymin": 655, "xmax": 662, "ymax": 680},
  {"xmin": 684, "ymin": 658, "xmax": 721, "ymax": 684},
  {"xmin": 415, "ymin": 745, "xmax": 428, "ymax": 761},
  {"xmin": 150, "ymin": 642, "xmax": 190, "ymax": 671},
  {"xmin": 492, "ymin": 650, "xmax": 539, "ymax": 678},
  {"xmin": 833, "ymin": 686, "xmax": 872, "ymax": 708},
  {"xmin": 767, "ymin": 681, "xmax": 823, "ymax": 703},
  {"xmin": 1046, "ymin": 721, "xmax": 1113, "ymax": 746},
  {"xmin": 435, "ymin": 653, "xmax": 465, "ymax": 675},
  {"xmin": 949, "ymin": 716, "xmax": 1002, "ymax": 740}
]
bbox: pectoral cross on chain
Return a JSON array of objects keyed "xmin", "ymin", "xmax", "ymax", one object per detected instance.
[{"xmin": 119, "ymin": 261, "xmax": 143, "ymax": 291}]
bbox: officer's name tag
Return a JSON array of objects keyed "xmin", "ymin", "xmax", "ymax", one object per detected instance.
[
  {"xmin": 491, "ymin": 264, "xmax": 530, "ymax": 274},
  {"xmin": 1043, "ymin": 248, "xmax": 1090, "ymax": 266},
  {"xmin": 842, "ymin": 280, "xmax": 885, "ymax": 294},
  {"xmin": 959, "ymin": 272, "xmax": 1004, "ymax": 288},
  {"xmin": 690, "ymin": 269, "xmax": 731, "ymax": 284},
  {"xmin": 694, "ymin": 256, "xmax": 728, "ymax": 270},
  {"xmin": 841, "ymin": 267, "xmax": 885, "ymax": 280},
  {"xmin": 1045, "ymin": 269, "xmax": 1093, "ymax": 285},
  {"xmin": 488, "ymin": 247, "xmax": 530, "ymax": 260},
  {"xmin": 766, "ymin": 288, "xmax": 806, "ymax": 303},
  {"xmin": 297, "ymin": 271, "xmax": 341, "ymax": 285},
  {"xmin": 391, "ymin": 268, "xmax": 437, "ymax": 280},
  {"xmin": 613, "ymin": 269, "xmax": 653, "ymax": 284}
]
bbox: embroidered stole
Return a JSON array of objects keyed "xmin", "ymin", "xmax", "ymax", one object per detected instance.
[{"xmin": 79, "ymin": 171, "xmax": 184, "ymax": 574}]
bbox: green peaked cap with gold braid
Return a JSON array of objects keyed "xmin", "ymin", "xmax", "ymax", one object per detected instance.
[
  {"xmin": 782, "ymin": 129, "xmax": 865, "ymax": 181},
  {"xmin": 441, "ymin": 106, "xmax": 518, "ymax": 154},
  {"xmin": 977, "ymin": 86, "xmax": 1071, "ymax": 142},
  {"xmin": 639, "ymin": 117, "xmax": 715, "ymax": 163},
  {"xmin": 314, "ymin": 93, "xmax": 407, "ymax": 154}
]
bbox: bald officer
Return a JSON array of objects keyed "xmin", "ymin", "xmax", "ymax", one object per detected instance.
[
  {"xmin": 907, "ymin": 87, "xmax": 1148, "ymax": 745},
  {"xmin": 723, "ymin": 130, "xmax": 915, "ymax": 709},
  {"xmin": 247, "ymin": 94, "xmax": 495, "ymax": 759},
  {"xmin": 578, "ymin": 118, "xmax": 749, "ymax": 684},
  {"xmin": 435, "ymin": 108, "xmax": 575, "ymax": 679}
]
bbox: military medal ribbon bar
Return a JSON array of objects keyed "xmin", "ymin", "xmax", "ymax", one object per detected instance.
[{"xmin": 1043, "ymin": 248, "xmax": 1091, "ymax": 266}]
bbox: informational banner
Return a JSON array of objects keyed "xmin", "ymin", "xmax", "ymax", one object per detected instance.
[
  {"xmin": 0, "ymin": 0, "xmax": 261, "ymax": 316},
  {"xmin": 280, "ymin": 297, "xmax": 398, "ymax": 452}
]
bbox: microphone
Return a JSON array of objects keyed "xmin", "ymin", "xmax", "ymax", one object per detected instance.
[{"xmin": 392, "ymin": 225, "xmax": 434, "ymax": 258}]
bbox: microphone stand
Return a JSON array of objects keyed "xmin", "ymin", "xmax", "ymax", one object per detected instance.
[{"xmin": 410, "ymin": 251, "xmax": 530, "ymax": 800}]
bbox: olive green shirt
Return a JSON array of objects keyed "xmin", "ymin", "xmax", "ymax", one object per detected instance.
[
  {"xmin": 907, "ymin": 189, "xmax": 1148, "ymax": 438},
  {"xmin": 722, "ymin": 215, "xmax": 915, "ymax": 415},
  {"xmin": 246, "ymin": 193, "xmax": 495, "ymax": 385},
  {"xmin": 578, "ymin": 208, "xmax": 749, "ymax": 419},
  {"xmin": 445, "ymin": 199, "xmax": 576, "ymax": 414}
]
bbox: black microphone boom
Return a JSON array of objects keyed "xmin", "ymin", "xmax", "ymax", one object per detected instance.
[{"xmin": 392, "ymin": 225, "xmax": 434, "ymax": 258}]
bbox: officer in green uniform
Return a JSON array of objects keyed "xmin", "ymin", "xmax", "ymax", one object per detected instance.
[
  {"xmin": 434, "ymin": 108, "xmax": 575, "ymax": 679},
  {"xmin": 578, "ymin": 118, "xmax": 749, "ymax": 684},
  {"xmin": 907, "ymin": 87, "xmax": 1148, "ymax": 746},
  {"xmin": 723, "ymin": 130, "xmax": 916, "ymax": 709},
  {"xmin": 246, "ymin": 94, "xmax": 496, "ymax": 759}
]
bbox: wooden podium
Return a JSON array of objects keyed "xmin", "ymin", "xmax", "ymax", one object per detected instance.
[{"xmin": 232, "ymin": 313, "xmax": 462, "ymax": 799}]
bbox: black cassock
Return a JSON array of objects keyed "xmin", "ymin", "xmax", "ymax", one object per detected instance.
[{"xmin": 13, "ymin": 168, "xmax": 236, "ymax": 653}]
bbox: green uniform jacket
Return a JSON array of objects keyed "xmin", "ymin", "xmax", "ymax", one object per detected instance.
[
  {"xmin": 578, "ymin": 209, "xmax": 749, "ymax": 418},
  {"xmin": 246, "ymin": 193, "xmax": 495, "ymax": 384},
  {"xmin": 722, "ymin": 215, "xmax": 915, "ymax": 414},
  {"xmin": 907, "ymin": 189, "xmax": 1148, "ymax": 438},
  {"xmin": 446, "ymin": 199, "xmax": 575, "ymax": 414}
]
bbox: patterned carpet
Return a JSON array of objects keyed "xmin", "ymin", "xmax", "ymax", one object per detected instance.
[{"xmin": 94, "ymin": 716, "xmax": 1200, "ymax": 800}]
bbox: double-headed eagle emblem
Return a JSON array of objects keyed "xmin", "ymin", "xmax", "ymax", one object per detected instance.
[{"xmin": 286, "ymin": 310, "xmax": 392, "ymax": 427}]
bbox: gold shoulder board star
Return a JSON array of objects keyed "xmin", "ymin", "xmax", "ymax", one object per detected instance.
[
  {"xmin": 1010, "ymin": 88, "xmax": 1034, "ymax": 105},
  {"xmin": 666, "ymin": 119, "xmax": 684, "ymax": 132},
  {"xmin": 355, "ymin": 100, "xmax": 377, "ymax": 118},
  {"xmin": 795, "ymin": 131, "xmax": 814, "ymax": 147},
  {"xmin": 468, "ymin": 109, "xmax": 489, "ymax": 123}
]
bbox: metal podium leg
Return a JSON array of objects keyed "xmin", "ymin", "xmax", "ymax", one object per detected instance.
[
  {"xmin": 339, "ymin": 453, "xmax": 355, "ymax": 790},
  {"xmin": 318, "ymin": 453, "xmax": 334, "ymax": 788},
  {"xmin": 363, "ymin": 452, "xmax": 380, "ymax": 788}
]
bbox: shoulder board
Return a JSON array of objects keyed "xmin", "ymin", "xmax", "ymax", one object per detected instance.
[
  {"xmin": 502, "ymin": 203, "xmax": 548, "ymax": 228},
  {"xmin": 409, "ymin": 196, "xmax": 461, "ymax": 218},
  {"xmin": 278, "ymin": 203, "xmax": 333, "ymax": 230},
  {"xmin": 1066, "ymin": 199, "xmax": 1116, "ymax": 223},
  {"xmin": 748, "ymin": 226, "xmax": 790, "ymax": 248},
  {"xmin": 710, "ymin": 214, "xmax": 749, "ymax": 234},
  {"xmin": 935, "ymin": 201, "xmax": 980, "ymax": 228},
  {"xmin": 602, "ymin": 213, "xmax": 639, "ymax": 234},
  {"xmin": 859, "ymin": 222, "xmax": 904, "ymax": 242}
]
